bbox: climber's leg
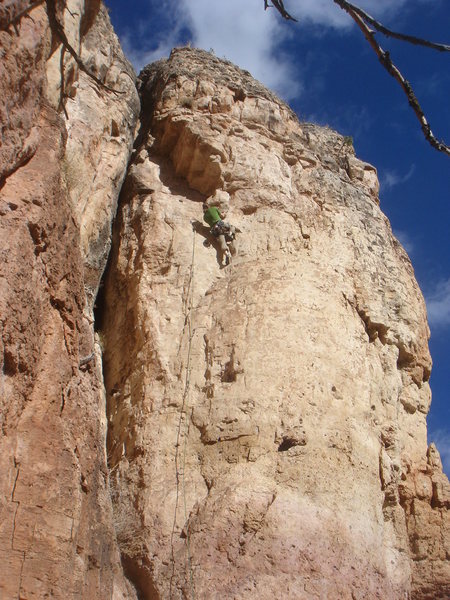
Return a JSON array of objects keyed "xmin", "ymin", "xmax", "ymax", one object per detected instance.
[
  {"xmin": 227, "ymin": 225, "xmax": 237, "ymax": 256},
  {"xmin": 217, "ymin": 234, "xmax": 231, "ymax": 265}
]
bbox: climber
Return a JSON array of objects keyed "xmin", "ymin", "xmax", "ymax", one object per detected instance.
[{"xmin": 203, "ymin": 203, "xmax": 236, "ymax": 266}]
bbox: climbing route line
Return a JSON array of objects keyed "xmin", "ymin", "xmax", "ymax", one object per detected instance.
[{"xmin": 170, "ymin": 228, "xmax": 196, "ymax": 600}]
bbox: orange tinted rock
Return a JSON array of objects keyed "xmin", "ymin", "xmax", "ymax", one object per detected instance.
[{"xmin": 0, "ymin": 3, "xmax": 137, "ymax": 599}]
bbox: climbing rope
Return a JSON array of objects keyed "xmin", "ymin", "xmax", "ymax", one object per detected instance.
[{"xmin": 170, "ymin": 228, "xmax": 196, "ymax": 600}]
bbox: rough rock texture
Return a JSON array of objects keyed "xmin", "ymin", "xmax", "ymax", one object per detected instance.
[
  {"xmin": 0, "ymin": 2, "xmax": 138, "ymax": 598},
  {"xmin": 1, "ymin": 8, "xmax": 449, "ymax": 598},
  {"xmin": 0, "ymin": 1, "xmax": 47, "ymax": 183},
  {"xmin": 102, "ymin": 48, "xmax": 450, "ymax": 599},
  {"xmin": 400, "ymin": 444, "xmax": 450, "ymax": 599},
  {"xmin": 46, "ymin": 1, "xmax": 140, "ymax": 308}
]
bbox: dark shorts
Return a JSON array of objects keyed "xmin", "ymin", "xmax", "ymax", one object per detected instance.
[{"xmin": 211, "ymin": 220, "xmax": 231, "ymax": 237}]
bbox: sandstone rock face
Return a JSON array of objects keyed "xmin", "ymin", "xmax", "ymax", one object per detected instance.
[
  {"xmin": 46, "ymin": 1, "xmax": 140, "ymax": 308},
  {"xmin": 0, "ymin": 2, "xmax": 47, "ymax": 182},
  {"xmin": 401, "ymin": 444, "xmax": 450, "ymax": 599},
  {"xmin": 0, "ymin": 2, "xmax": 138, "ymax": 598},
  {"xmin": 1, "ymin": 10, "xmax": 449, "ymax": 598},
  {"xmin": 102, "ymin": 48, "xmax": 450, "ymax": 599}
]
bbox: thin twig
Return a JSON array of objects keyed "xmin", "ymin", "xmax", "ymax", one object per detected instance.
[
  {"xmin": 264, "ymin": 0, "xmax": 449, "ymax": 156},
  {"xmin": 333, "ymin": 0, "xmax": 450, "ymax": 156},
  {"xmin": 0, "ymin": 0, "xmax": 45, "ymax": 31},
  {"xmin": 339, "ymin": 1, "xmax": 450, "ymax": 52},
  {"xmin": 45, "ymin": 0, "xmax": 124, "ymax": 95},
  {"xmin": 264, "ymin": 0, "xmax": 297, "ymax": 22}
]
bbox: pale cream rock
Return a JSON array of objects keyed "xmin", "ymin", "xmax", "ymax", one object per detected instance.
[{"xmin": 102, "ymin": 49, "xmax": 449, "ymax": 599}]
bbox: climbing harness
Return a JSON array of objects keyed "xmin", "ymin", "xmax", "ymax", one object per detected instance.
[
  {"xmin": 211, "ymin": 220, "xmax": 233, "ymax": 238},
  {"xmin": 211, "ymin": 221, "xmax": 236, "ymax": 266},
  {"xmin": 170, "ymin": 228, "xmax": 196, "ymax": 600}
]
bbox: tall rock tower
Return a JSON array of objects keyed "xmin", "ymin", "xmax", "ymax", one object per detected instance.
[{"xmin": 102, "ymin": 48, "xmax": 450, "ymax": 599}]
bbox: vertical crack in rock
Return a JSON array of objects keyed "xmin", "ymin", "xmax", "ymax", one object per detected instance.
[{"xmin": 99, "ymin": 47, "xmax": 449, "ymax": 599}]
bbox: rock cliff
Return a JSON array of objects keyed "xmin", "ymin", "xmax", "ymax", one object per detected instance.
[
  {"xmin": 102, "ymin": 48, "xmax": 449, "ymax": 599},
  {"xmin": 0, "ymin": 5, "xmax": 449, "ymax": 600},
  {"xmin": 1, "ymin": 1, "xmax": 138, "ymax": 598}
]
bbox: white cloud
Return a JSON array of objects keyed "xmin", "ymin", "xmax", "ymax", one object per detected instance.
[
  {"xmin": 428, "ymin": 428, "xmax": 450, "ymax": 477},
  {"xmin": 177, "ymin": 0, "xmax": 302, "ymax": 99},
  {"xmin": 426, "ymin": 278, "xmax": 450, "ymax": 328},
  {"xmin": 119, "ymin": 2, "xmax": 190, "ymax": 72},
  {"xmin": 380, "ymin": 164, "xmax": 416, "ymax": 191},
  {"xmin": 119, "ymin": 0, "xmax": 434, "ymax": 99},
  {"xmin": 283, "ymin": 0, "xmax": 349, "ymax": 27},
  {"xmin": 264, "ymin": 0, "xmax": 414, "ymax": 27},
  {"xmin": 171, "ymin": 0, "xmax": 423, "ymax": 98},
  {"xmin": 278, "ymin": 0, "xmax": 420, "ymax": 26}
]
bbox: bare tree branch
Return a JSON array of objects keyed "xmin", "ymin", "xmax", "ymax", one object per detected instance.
[
  {"xmin": 266, "ymin": 0, "xmax": 450, "ymax": 157},
  {"xmin": 0, "ymin": 0, "xmax": 45, "ymax": 31},
  {"xmin": 264, "ymin": 1, "xmax": 297, "ymax": 22},
  {"xmin": 333, "ymin": 1, "xmax": 450, "ymax": 157},
  {"xmin": 337, "ymin": 0, "xmax": 450, "ymax": 52},
  {"xmin": 45, "ymin": 0, "xmax": 124, "ymax": 95},
  {"xmin": 266, "ymin": 0, "xmax": 449, "ymax": 51},
  {"xmin": 1, "ymin": 1, "xmax": 124, "ymax": 96}
]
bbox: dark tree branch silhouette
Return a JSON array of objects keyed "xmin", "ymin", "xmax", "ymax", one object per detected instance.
[
  {"xmin": 266, "ymin": 0, "xmax": 450, "ymax": 157},
  {"xmin": 335, "ymin": 1, "xmax": 450, "ymax": 52},
  {"xmin": 0, "ymin": 0, "xmax": 45, "ymax": 32},
  {"xmin": 1, "ymin": 1, "xmax": 123, "ymax": 97},
  {"xmin": 45, "ymin": 0, "xmax": 124, "ymax": 95},
  {"xmin": 264, "ymin": 0, "xmax": 297, "ymax": 22}
]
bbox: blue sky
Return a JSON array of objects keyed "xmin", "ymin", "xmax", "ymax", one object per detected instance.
[{"xmin": 104, "ymin": 0, "xmax": 450, "ymax": 475}]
